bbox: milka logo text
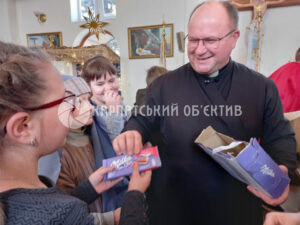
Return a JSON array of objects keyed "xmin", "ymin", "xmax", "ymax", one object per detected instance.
[
  {"xmin": 111, "ymin": 156, "xmax": 133, "ymax": 170},
  {"xmin": 260, "ymin": 164, "xmax": 275, "ymax": 177}
]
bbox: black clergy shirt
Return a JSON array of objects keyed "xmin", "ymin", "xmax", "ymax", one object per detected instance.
[{"xmin": 124, "ymin": 60, "xmax": 296, "ymax": 225}]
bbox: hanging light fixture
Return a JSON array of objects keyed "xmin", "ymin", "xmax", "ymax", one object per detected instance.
[{"xmin": 34, "ymin": 12, "xmax": 47, "ymax": 24}]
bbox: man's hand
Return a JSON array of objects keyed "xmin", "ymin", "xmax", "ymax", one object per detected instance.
[
  {"xmin": 264, "ymin": 212, "xmax": 300, "ymax": 225},
  {"xmin": 247, "ymin": 165, "xmax": 289, "ymax": 206},
  {"xmin": 128, "ymin": 162, "xmax": 152, "ymax": 193},
  {"xmin": 113, "ymin": 130, "xmax": 143, "ymax": 155},
  {"xmin": 89, "ymin": 166, "xmax": 123, "ymax": 194}
]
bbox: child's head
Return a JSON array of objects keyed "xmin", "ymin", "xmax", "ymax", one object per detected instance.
[
  {"xmin": 0, "ymin": 41, "xmax": 71, "ymax": 155},
  {"xmin": 82, "ymin": 55, "xmax": 119, "ymax": 104},
  {"xmin": 146, "ymin": 66, "xmax": 168, "ymax": 87}
]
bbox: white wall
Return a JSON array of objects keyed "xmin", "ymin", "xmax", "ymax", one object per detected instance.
[
  {"xmin": 114, "ymin": 0, "xmax": 186, "ymax": 106},
  {"xmin": 184, "ymin": 1, "xmax": 300, "ymax": 78},
  {"xmin": 232, "ymin": 5, "xmax": 300, "ymax": 77},
  {"xmin": 15, "ymin": 0, "xmax": 81, "ymax": 47},
  {"xmin": 0, "ymin": 0, "xmax": 299, "ymax": 106},
  {"xmin": 0, "ymin": 0, "xmax": 19, "ymax": 43}
]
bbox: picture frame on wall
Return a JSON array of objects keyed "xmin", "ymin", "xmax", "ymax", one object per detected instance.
[
  {"xmin": 128, "ymin": 24, "xmax": 173, "ymax": 59},
  {"xmin": 26, "ymin": 32, "xmax": 63, "ymax": 48}
]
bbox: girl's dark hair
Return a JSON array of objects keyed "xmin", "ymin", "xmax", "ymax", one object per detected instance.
[{"xmin": 81, "ymin": 55, "xmax": 117, "ymax": 84}]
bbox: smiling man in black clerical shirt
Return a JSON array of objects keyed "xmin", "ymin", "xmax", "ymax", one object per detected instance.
[{"xmin": 112, "ymin": 1, "xmax": 296, "ymax": 225}]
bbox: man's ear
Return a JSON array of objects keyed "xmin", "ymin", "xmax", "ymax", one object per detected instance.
[
  {"xmin": 233, "ymin": 29, "xmax": 240, "ymax": 39},
  {"xmin": 231, "ymin": 29, "xmax": 240, "ymax": 48},
  {"xmin": 5, "ymin": 112, "xmax": 34, "ymax": 144}
]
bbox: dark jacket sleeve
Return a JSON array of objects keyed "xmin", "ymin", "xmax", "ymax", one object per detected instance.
[
  {"xmin": 119, "ymin": 191, "xmax": 148, "ymax": 225},
  {"xmin": 124, "ymin": 80, "xmax": 162, "ymax": 143},
  {"xmin": 71, "ymin": 179, "xmax": 99, "ymax": 205},
  {"xmin": 261, "ymin": 79, "xmax": 297, "ymax": 178}
]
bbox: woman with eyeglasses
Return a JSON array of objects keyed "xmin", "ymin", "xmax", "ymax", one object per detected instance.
[
  {"xmin": 0, "ymin": 41, "xmax": 151, "ymax": 225},
  {"xmin": 57, "ymin": 76, "xmax": 127, "ymax": 220}
]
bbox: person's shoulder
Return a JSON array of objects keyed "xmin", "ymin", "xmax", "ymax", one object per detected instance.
[
  {"xmin": 233, "ymin": 61, "xmax": 270, "ymax": 84},
  {"xmin": 270, "ymin": 62, "xmax": 300, "ymax": 79},
  {"xmin": 136, "ymin": 88, "xmax": 147, "ymax": 95},
  {"xmin": 274, "ymin": 61, "xmax": 300, "ymax": 71},
  {"xmin": 152, "ymin": 63, "xmax": 189, "ymax": 85},
  {"xmin": 2, "ymin": 189, "xmax": 93, "ymax": 225},
  {"xmin": 165, "ymin": 63, "xmax": 189, "ymax": 78}
]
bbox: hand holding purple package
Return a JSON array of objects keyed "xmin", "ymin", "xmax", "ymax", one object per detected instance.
[
  {"xmin": 103, "ymin": 146, "xmax": 162, "ymax": 180},
  {"xmin": 195, "ymin": 126, "xmax": 290, "ymax": 199}
]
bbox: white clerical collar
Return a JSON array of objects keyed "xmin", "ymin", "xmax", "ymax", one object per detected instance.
[{"xmin": 208, "ymin": 70, "xmax": 219, "ymax": 78}]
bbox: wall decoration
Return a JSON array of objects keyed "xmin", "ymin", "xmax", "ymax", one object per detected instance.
[
  {"xmin": 46, "ymin": 44, "xmax": 120, "ymax": 65},
  {"xmin": 229, "ymin": 0, "xmax": 300, "ymax": 11},
  {"xmin": 34, "ymin": 12, "xmax": 47, "ymax": 24},
  {"xmin": 128, "ymin": 24, "xmax": 173, "ymax": 59},
  {"xmin": 80, "ymin": 7, "xmax": 108, "ymax": 40},
  {"xmin": 228, "ymin": 0, "xmax": 300, "ymax": 71},
  {"xmin": 27, "ymin": 32, "xmax": 62, "ymax": 48}
]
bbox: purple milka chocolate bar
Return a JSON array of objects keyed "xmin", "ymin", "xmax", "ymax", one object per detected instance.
[{"xmin": 103, "ymin": 146, "xmax": 162, "ymax": 180}]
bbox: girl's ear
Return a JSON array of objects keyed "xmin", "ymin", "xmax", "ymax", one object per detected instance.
[{"xmin": 5, "ymin": 112, "xmax": 34, "ymax": 145}]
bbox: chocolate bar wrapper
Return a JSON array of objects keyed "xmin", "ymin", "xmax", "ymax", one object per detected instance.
[
  {"xmin": 103, "ymin": 146, "xmax": 162, "ymax": 180},
  {"xmin": 195, "ymin": 126, "xmax": 290, "ymax": 199}
]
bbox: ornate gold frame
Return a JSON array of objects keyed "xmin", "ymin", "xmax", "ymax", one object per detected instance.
[
  {"xmin": 26, "ymin": 32, "xmax": 63, "ymax": 48},
  {"xmin": 128, "ymin": 24, "xmax": 173, "ymax": 59}
]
